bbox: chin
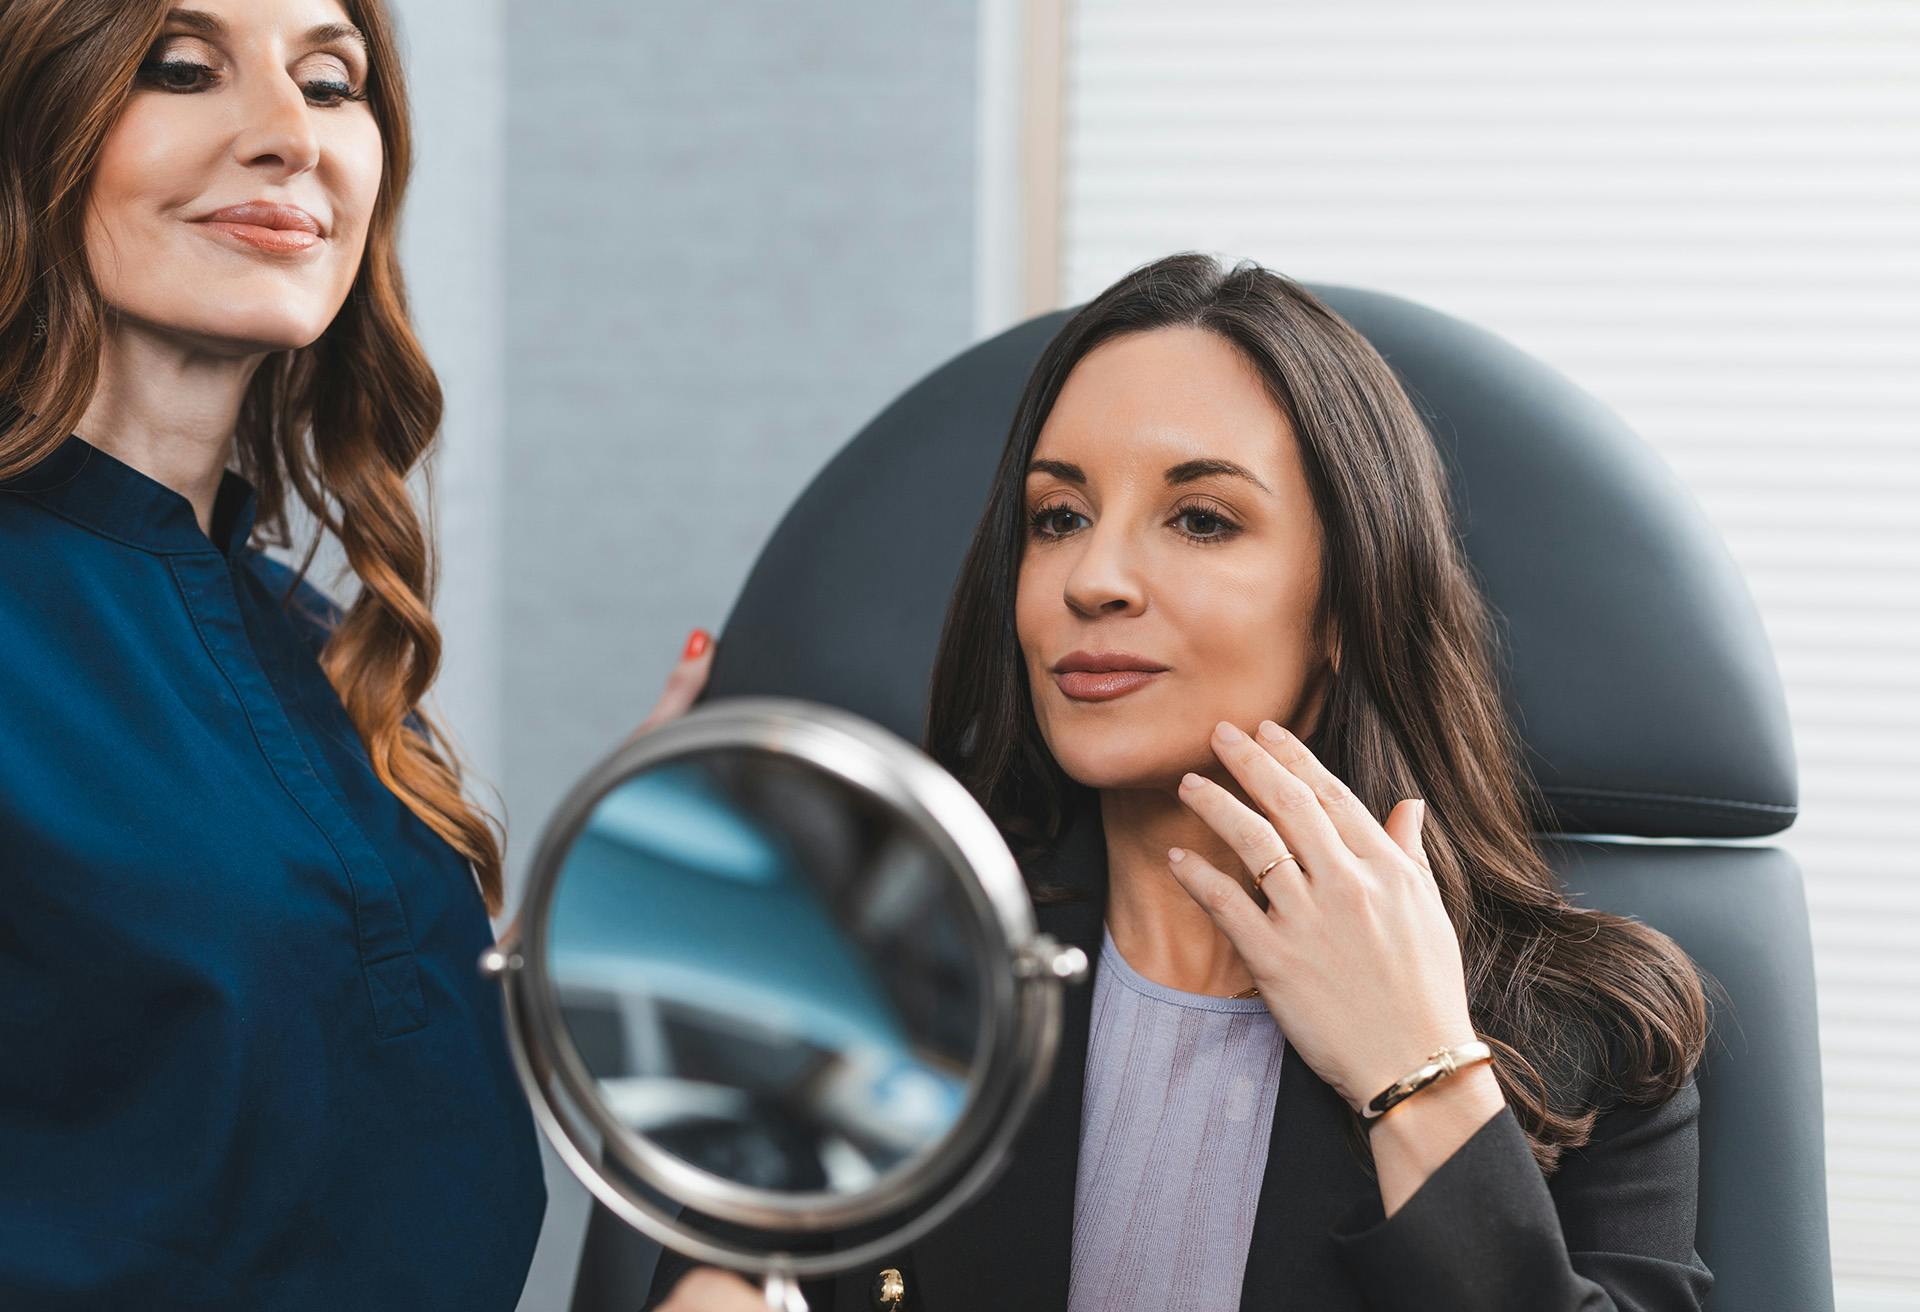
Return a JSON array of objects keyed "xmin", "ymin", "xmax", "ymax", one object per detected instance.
[
  {"xmin": 103, "ymin": 232, "xmax": 353, "ymax": 354},
  {"xmin": 1040, "ymin": 710, "xmax": 1194, "ymax": 793},
  {"xmin": 169, "ymin": 300, "xmax": 338, "ymax": 354}
]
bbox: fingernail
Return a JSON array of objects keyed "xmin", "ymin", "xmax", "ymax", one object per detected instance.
[
  {"xmin": 1257, "ymin": 720, "xmax": 1288, "ymax": 743},
  {"xmin": 1168, "ymin": 847, "xmax": 1186, "ymax": 863},
  {"xmin": 682, "ymin": 628, "xmax": 711, "ymax": 660},
  {"xmin": 1180, "ymin": 772, "xmax": 1205, "ymax": 791},
  {"xmin": 1415, "ymin": 799, "xmax": 1427, "ymax": 829},
  {"xmin": 1214, "ymin": 720, "xmax": 1247, "ymax": 742}
]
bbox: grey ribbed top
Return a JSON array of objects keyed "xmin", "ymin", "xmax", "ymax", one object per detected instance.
[{"xmin": 1067, "ymin": 925, "xmax": 1287, "ymax": 1312}]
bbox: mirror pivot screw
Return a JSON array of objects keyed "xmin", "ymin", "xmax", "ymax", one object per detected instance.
[
  {"xmin": 477, "ymin": 947, "xmax": 523, "ymax": 978},
  {"xmin": 1050, "ymin": 945, "xmax": 1089, "ymax": 981}
]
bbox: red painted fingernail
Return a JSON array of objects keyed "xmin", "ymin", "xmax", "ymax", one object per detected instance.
[{"xmin": 681, "ymin": 628, "xmax": 711, "ymax": 660}]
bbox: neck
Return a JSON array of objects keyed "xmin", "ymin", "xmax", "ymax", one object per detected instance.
[
  {"xmin": 77, "ymin": 320, "xmax": 268, "ymax": 541},
  {"xmin": 1099, "ymin": 782, "xmax": 1261, "ymax": 997}
]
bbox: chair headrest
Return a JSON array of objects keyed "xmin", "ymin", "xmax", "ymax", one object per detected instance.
[{"xmin": 708, "ymin": 287, "xmax": 1797, "ymax": 839}]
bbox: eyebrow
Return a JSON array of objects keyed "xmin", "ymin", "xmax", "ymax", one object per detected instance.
[
  {"xmin": 1025, "ymin": 456, "xmax": 1273, "ymax": 495},
  {"xmin": 165, "ymin": 8, "xmax": 370, "ymax": 55}
]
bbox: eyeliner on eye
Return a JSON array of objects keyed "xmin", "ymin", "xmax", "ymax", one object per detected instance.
[
  {"xmin": 136, "ymin": 58, "xmax": 217, "ymax": 93},
  {"xmin": 303, "ymin": 77, "xmax": 369, "ymax": 106}
]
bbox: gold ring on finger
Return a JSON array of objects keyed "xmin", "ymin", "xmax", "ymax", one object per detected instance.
[{"xmin": 1254, "ymin": 850, "xmax": 1302, "ymax": 889}]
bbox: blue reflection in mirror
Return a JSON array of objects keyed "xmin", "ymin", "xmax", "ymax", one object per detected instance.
[{"xmin": 547, "ymin": 749, "xmax": 980, "ymax": 1196}]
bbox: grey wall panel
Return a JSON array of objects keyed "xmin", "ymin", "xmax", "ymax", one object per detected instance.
[{"xmin": 500, "ymin": 4, "xmax": 981, "ymax": 1306}]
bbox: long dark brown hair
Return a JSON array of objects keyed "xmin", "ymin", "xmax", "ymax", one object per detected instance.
[
  {"xmin": 0, "ymin": 0, "xmax": 509, "ymax": 913},
  {"xmin": 926, "ymin": 252, "xmax": 1722, "ymax": 1175}
]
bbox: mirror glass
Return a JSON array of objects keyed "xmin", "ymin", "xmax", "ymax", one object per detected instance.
[{"xmin": 544, "ymin": 745, "xmax": 987, "ymax": 1200}]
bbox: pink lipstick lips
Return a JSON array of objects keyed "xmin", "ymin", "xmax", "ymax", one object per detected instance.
[
  {"xmin": 1051, "ymin": 649, "xmax": 1170, "ymax": 702},
  {"xmin": 195, "ymin": 200, "xmax": 325, "ymax": 255}
]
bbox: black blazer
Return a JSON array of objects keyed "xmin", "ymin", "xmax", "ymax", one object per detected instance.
[{"xmin": 645, "ymin": 814, "xmax": 1715, "ymax": 1311}]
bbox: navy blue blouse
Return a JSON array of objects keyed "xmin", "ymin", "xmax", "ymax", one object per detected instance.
[{"xmin": 0, "ymin": 433, "xmax": 547, "ymax": 1309}]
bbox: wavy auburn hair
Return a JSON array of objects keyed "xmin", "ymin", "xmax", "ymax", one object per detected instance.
[
  {"xmin": 927, "ymin": 252, "xmax": 1725, "ymax": 1175},
  {"xmin": 0, "ymin": 0, "xmax": 508, "ymax": 913}
]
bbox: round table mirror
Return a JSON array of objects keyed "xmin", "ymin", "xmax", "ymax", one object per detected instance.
[{"xmin": 482, "ymin": 697, "xmax": 1089, "ymax": 1309}]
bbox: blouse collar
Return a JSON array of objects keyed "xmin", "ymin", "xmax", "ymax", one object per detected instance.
[{"xmin": 3, "ymin": 432, "xmax": 259, "ymax": 559}]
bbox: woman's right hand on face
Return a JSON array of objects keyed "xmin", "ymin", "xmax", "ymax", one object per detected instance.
[{"xmin": 654, "ymin": 1266, "xmax": 767, "ymax": 1311}]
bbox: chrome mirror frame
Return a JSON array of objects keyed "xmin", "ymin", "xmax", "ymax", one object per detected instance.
[{"xmin": 483, "ymin": 696, "xmax": 1088, "ymax": 1281}]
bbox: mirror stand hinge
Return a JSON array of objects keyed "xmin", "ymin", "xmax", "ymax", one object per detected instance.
[
  {"xmin": 1014, "ymin": 935, "xmax": 1089, "ymax": 983},
  {"xmin": 477, "ymin": 946, "xmax": 524, "ymax": 978}
]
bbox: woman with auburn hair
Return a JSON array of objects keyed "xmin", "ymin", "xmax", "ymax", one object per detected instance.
[
  {"xmin": 0, "ymin": 0, "xmax": 710, "ymax": 1305},
  {"xmin": 652, "ymin": 254, "xmax": 1722, "ymax": 1311}
]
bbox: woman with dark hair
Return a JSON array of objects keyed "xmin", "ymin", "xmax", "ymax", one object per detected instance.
[
  {"xmin": 0, "ymin": 1, "xmax": 709, "ymax": 1305},
  {"xmin": 653, "ymin": 253, "xmax": 1720, "ymax": 1310}
]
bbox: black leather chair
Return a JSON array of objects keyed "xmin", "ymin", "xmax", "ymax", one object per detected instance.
[{"xmin": 572, "ymin": 288, "xmax": 1834, "ymax": 1312}]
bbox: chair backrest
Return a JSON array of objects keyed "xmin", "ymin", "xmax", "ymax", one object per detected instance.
[{"xmin": 579, "ymin": 288, "xmax": 1833, "ymax": 1312}]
